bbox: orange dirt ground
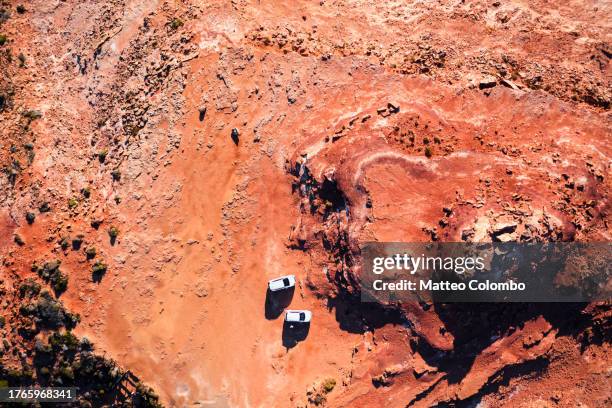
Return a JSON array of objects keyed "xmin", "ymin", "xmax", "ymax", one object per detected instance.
[{"xmin": 0, "ymin": 0, "xmax": 610, "ymax": 407}]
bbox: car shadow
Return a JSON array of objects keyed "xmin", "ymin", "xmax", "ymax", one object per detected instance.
[
  {"xmin": 264, "ymin": 287, "xmax": 295, "ymax": 320},
  {"xmin": 282, "ymin": 320, "xmax": 310, "ymax": 349}
]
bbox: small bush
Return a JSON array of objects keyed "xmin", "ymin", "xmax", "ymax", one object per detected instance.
[
  {"xmin": 49, "ymin": 331, "xmax": 79, "ymax": 351},
  {"xmin": 92, "ymin": 261, "xmax": 107, "ymax": 275},
  {"xmin": 133, "ymin": 383, "xmax": 163, "ymax": 407},
  {"xmin": 92, "ymin": 260, "xmax": 107, "ymax": 282},
  {"xmin": 58, "ymin": 365, "xmax": 75, "ymax": 381},
  {"xmin": 322, "ymin": 378, "xmax": 336, "ymax": 393},
  {"xmin": 108, "ymin": 226, "xmax": 119, "ymax": 239},
  {"xmin": 19, "ymin": 279, "xmax": 41, "ymax": 298},
  {"xmin": 53, "ymin": 274, "xmax": 68, "ymax": 293},
  {"xmin": 36, "ymin": 295, "xmax": 68, "ymax": 328},
  {"xmin": 0, "ymin": 35, "xmax": 7, "ymax": 46},
  {"xmin": 17, "ymin": 53, "xmax": 25, "ymax": 67},
  {"xmin": 20, "ymin": 303, "xmax": 37, "ymax": 316},
  {"xmin": 37, "ymin": 261, "xmax": 68, "ymax": 295},
  {"xmin": 81, "ymin": 186, "xmax": 91, "ymax": 198},
  {"xmin": 170, "ymin": 18, "xmax": 183, "ymax": 29},
  {"xmin": 424, "ymin": 146, "xmax": 432, "ymax": 158},
  {"xmin": 68, "ymin": 197, "xmax": 79, "ymax": 209},
  {"xmin": 97, "ymin": 149, "xmax": 108, "ymax": 163},
  {"xmin": 39, "ymin": 202, "xmax": 51, "ymax": 213},
  {"xmin": 16, "ymin": 5, "xmax": 26, "ymax": 14},
  {"xmin": 40, "ymin": 260, "xmax": 60, "ymax": 276},
  {"xmin": 111, "ymin": 169, "xmax": 121, "ymax": 181},
  {"xmin": 85, "ymin": 247, "xmax": 96, "ymax": 259}
]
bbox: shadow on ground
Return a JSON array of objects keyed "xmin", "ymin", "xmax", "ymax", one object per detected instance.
[
  {"xmin": 265, "ymin": 287, "xmax": 295, "ymax": 319},
  {"xmin": 327, "ymin": 294, "xmax": 406, "ymax": 334},
  {"xmin": 282, "ymin": 320, "xmax": 311, "ymax": 349}
]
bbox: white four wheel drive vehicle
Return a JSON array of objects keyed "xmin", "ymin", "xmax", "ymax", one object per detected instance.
[
  {"xmin": 285, "ymin": 310, "xmax": 312, "ymax": 323},
  {"xmin": 268, "ymin": 274, "xmax": 296, "ymax": 292}
]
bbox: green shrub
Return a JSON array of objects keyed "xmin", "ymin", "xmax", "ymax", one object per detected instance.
[
  {"xmin": 424, "ymin": 146, "xmax": 432, "ymax": 158},
  {"xmin": 0, "ymin": 35, "xmax": 7, "ymax": 46},
  {"xmin": 170, "ymin": 18, "xmax": 183, "ymax": 29},
  {"xmin": 53, "ymin": 274, "xmax": 68, "ymax": 293},
  {"xmin": 49, "ymin": 331, "xmax": 79, "ymax": 351},
  {"xmin": 58, "ymin": 365, "xmax": 74, "ymax": 381},
  {"xmin": 92, "ymin": 261, "xmax": 107, "ymax": 273},
  {"xmin": 97, "ymin": 149, "xmax": 108, "ymax": 163},
  {"xmin": 85, "ymin": 247, "xmax": 97, "ymax": 259},
  {"xmin": 35, "ymin": 295, "xmax": 67, "ymax": 327},
  {"xmin": 108, "ymin": 226, "xmax": 119, "ymax": 239},
  {"xmin": 37, "ymin": 261, "xmax": 68, "ymax": 295},
  {"xmin": 92, "ymin": 259, "xmax": 108, "ymax": 282},
  {"xmin": 20, "ymin": 303, "xmax": 36, "ymax": 316},
  {"xmin": 40, "ymin": 260, "xmax": 60, "ymax": 277},
  {"xmin": 19, "ymin": 279, "xmax": 41, "ymax": 297},
  {"xmin": 134, "ymin": 383, "xmax": 163, "ymax": 407},
  {"xmin": 68, "ymin": 197, "xmax": 79, "ymax": 209},
  {"xmin": 322, "ymin": 378, "xmax": 336, "ymax": 393}
]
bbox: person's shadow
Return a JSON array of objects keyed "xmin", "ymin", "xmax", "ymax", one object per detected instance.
[
  {"xmin": 282, "ymin": 321, "xmax": 310, "ymax": 349},
  {"xmin": 264, "ymin": 287, "xmax": 295, "ymax": 319}
]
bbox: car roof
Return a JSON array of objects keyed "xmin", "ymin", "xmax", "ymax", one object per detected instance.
[{"xmin": 270, "ymin": 274, "xmax": 294, "ymax": 282}]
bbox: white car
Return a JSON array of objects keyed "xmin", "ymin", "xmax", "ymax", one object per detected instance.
[
  {"xmin": 285, "ymin": 310, "xmax": 312, "ymax": 323},
  {"xmin": 268, "ymin": 275, "xmax": 296, "ymax": 292}
]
